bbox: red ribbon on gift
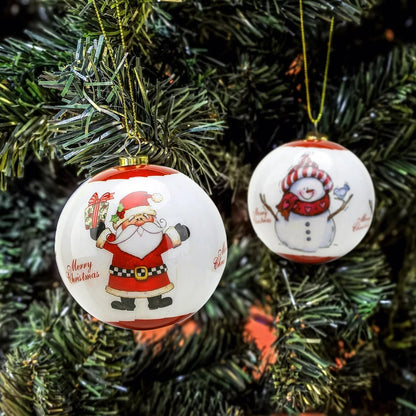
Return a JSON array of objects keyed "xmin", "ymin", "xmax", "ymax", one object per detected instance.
[{"xmin": 88, "ymin": 192, "xmax": 114, "ymax": 228}]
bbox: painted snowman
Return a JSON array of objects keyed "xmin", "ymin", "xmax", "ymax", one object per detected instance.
[{"xmin": 261, "ymin": 154, "xmax": 352, "ymax": 252}]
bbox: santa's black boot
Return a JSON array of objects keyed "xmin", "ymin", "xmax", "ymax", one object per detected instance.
[
  {"xmin": 111, "ymin": 297, "xmax": 135, "ymax": 311},
  {"xmin": 148, "ymin": 295, "xmax": 172, "ymax": 310}
]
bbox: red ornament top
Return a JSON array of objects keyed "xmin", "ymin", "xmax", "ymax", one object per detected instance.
[
  {"xmin": 89, "ymin": 164, "xmax": 178, "ymax": 183},
  {"xmin": 282, "ymin": 139, "xmax": 347, "ymax": 150}
]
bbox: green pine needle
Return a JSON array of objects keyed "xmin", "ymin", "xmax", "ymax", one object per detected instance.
[{"xmin": 42, "ymin": 36, "xmax": 224, "ymax": 190}]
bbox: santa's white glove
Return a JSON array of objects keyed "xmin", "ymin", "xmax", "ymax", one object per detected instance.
[{"xmin": 96, "ymin": 228, "xmax": 111, "ymax": 248}]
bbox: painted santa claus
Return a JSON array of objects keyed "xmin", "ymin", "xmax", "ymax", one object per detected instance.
[{"xmin": 90, "ymin": 191, "xmax": 190, "ymax": 311}]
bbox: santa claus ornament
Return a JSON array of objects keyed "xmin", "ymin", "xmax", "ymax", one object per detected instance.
[
  {"xmin": 247, "ymin": 133, "xmax": 375, "ymax": 263},
  {"xmin": 55, "ymin": 156, "xmax": 227, "ymax": 330}
]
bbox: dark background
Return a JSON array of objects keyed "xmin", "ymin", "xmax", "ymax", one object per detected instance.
[
  {"xmin": 1, "ymin": 0, "xmax": 416, "ymax": 41},
  {"xmin": 0, "ymin": 0, "xmax": 41, "ymax": 39}
]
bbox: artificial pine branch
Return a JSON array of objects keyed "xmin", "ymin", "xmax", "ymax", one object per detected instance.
[
  {"xmin": 39, "ymin": 0, "xmax": 155, "ymax": 53},
  {"xmin": 321, "ymin": 46, "xmax": 416, "ymax": 205},
  {"xmin": 331, "ymin": 340, "xmax": 381, "ymax": 413},
  {"xmin": 149, "ymin": 0, "xmax": 299, "ymax": 184},
  {"xmin": 158, "ymin": 0, "xmax": 376, "ymax": 45},
  {"xmin": 0, "ymin": 0, "xmax": 157, "ymax": 188},
  {"xmin": 381, "ymin": 227, "xmax": 416, "ymax": 415},
  {"xmin": 0, "ymin": 249, "xmax": 31, "ymax": 351},
  {"xmin": 312, "ymin": 45, "xmax": 416, "ymax": 255},
  {"xmin": 264, "ymin": 246, "xmax": 392, "ymax": 413},
  {"xmin": 1, "ymin": 289, "xmax": 136, "ymax": 416},
  {"xmin": 0, "ymin": 15, "xmax": 80, "ymax": 188},
  {"xmin": 0, "ymin": 162, "xmax": 67, "ymax": 350},
  {"xmin": 125, "ymin": 320, "xmax": 258, "ymax": 415},
  {"xmin": 331, "ymin": 248, "xmax": 394, "ymax": 343},
  {"xmin": 195, "ymin": 241, "xmax": 265, "ymax": 324},
  {"xmin": 0, "ymin": 163, "xmax": 66, "ymax": 275},
  {"xmin": 41, "ymin": 35, "xmax": 224, "ymax": 189}
]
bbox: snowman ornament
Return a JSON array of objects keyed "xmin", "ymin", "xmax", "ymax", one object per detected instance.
[
  {"xmin": 248, "ymin": 138, "xmax": 375, "ymax": 263},
  {"xmin": 268, "ymin": 154, "xmax": 350, "ymax": 252}
]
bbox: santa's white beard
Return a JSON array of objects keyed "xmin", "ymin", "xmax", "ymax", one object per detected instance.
[{"xmin": 110, "ymin": 222, "xmax": 163, "ymax": 259}]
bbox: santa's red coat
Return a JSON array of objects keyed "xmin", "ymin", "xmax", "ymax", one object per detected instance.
[{"xmin": 103, "ymin": 234, "xmax": 175, "ymax": 298}]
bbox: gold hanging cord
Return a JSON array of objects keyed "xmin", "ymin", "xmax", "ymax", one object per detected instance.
[
  {"xmin": 91, "ymin": 0, "xmax": 140, "ymax": 142},
  {"xmin": 299, "ymin": 0, "xmax": 335, "ymax": 130}
]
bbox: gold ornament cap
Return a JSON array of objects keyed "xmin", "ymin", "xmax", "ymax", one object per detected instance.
[
  {"xmin": 118, "ymin": 155, "xmax": 148, "ymax": 166},
  {"xmin": 305, "ymin": 132, "xmax": 329, "ymax": 142}
]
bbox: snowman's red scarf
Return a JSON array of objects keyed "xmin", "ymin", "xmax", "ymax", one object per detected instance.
[{"xmin": 276, "ymin": 192, "xmax": 330, "ymax": 220}]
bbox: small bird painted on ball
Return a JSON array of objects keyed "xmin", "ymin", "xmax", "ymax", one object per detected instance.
[{"xmin": 334, "ymin": 183, "xmax": 350, "ymax": 200}]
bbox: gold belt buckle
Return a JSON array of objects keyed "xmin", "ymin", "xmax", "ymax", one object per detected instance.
[{"xmin": 134, "ymin": 266, "xmax": 148, "ymax": 281}]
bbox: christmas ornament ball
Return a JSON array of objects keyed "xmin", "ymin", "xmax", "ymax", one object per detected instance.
[
  {"xmin": 55, "ymin": 157, "xmax": 227, "ymax": 330},
  {"xmin": 247, "ymin": 136, "xmax": 375, "ymax": 263}
]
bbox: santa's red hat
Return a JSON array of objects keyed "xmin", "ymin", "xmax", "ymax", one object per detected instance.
[
  {"xmin": 111, "ymin": 191, "xmax": 162, "ymax": 229},
  {"xmin": 281, "ymin": 154, "xmax": 333, "ymax": 192}
]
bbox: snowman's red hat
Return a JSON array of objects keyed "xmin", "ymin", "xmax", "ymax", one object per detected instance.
[
  {"xmin": 282, "ymin": 154, "xmax": 333, "ymax": 192},
  {"xmin": 111, "ymin": 191, "xmax": 163, "ymax": 229}
]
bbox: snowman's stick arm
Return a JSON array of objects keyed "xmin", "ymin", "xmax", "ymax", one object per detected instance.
[
  {"xmin": 327, "ymin": 194, "xmax": 353, "ymax": 221},
  {"xmin": 260, "ymin": 193, "xmax": 278, "ymax": 221}
]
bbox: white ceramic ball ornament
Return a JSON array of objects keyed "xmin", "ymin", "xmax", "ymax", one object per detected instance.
[
  {"xmin": 55, "ymin": 157, "xmax": 227, "ymax": 330},
  {"xmin": 247, "ymin": 135, "xmax": 375, "ymax": 263}
]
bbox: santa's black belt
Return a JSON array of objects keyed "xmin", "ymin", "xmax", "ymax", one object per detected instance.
[{"xmin": 109, "ymin": 264, "xmax": 168, "ymax": 281}]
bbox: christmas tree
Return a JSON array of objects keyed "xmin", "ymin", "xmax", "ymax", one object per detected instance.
[{"xmin": 1, "ymin": 0, "xmax": 416, "ymax": 414}]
